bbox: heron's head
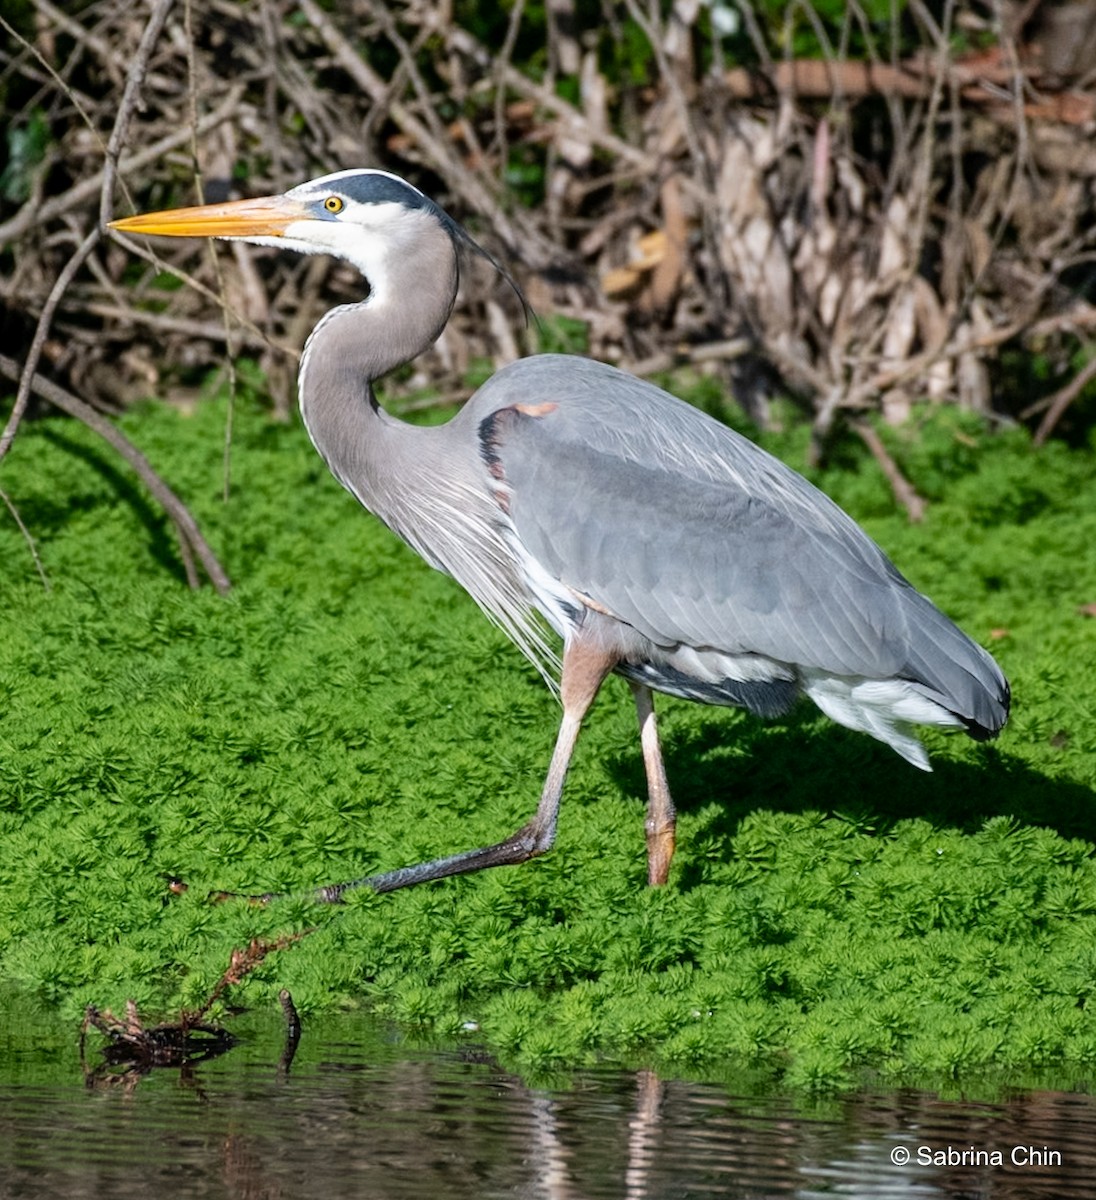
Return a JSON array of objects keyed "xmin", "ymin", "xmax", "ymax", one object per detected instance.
[
  {"xmin": 112, "ymin": 168, "xmax": 527, "ymax": 317},
  {"xmin": 110, "ymin": 169, "xmax": 482, "ymax": 301}
]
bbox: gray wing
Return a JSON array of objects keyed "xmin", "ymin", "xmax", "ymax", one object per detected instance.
[{"xmin": 472, "ymin": 355, "xmax": 1004, "ymax": 730}]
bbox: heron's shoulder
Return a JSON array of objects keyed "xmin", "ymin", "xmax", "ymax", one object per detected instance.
[
  {"xmin": 466, "ymin": 354, "xmax": 726, "ymax": 437},
  {"xmin": 473, "ymin": 354, "xmax": 668, "ymax": 405},
  {"xmin": 468, "ymin": 354, "xmax": 787, "ymax": 487}
]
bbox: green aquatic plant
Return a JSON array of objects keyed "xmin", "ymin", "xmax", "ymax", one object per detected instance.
[{"xmin": 1, "ymin": 393, "xmax": 1095, "ymax": 1090}]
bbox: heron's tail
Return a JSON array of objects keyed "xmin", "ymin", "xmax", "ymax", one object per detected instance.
[
  {"xmin": 801, "ymin": 591, "xmax": 1009, "ymax": 770},
  {"xmin": 900, "ymin": 590, "xmax": 1010, "ymax": 740}
]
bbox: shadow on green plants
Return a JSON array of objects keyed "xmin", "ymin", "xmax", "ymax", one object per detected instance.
[
  {"xmin": 601, "ymin": 704, "xmax": 1096, "ymax": 891},
  {"xmin": 22, "ymin": 426, "xmax": 193, "ymax": 586}
]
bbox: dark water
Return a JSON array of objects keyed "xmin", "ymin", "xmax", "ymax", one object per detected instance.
[{"xmin": 2, "ymin": 1004, "xmax": 1095, "ymax": 1199}]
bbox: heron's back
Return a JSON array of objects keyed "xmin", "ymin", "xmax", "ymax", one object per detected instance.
[{"xmin": 464, "ymin": 355, "xmax": 1008, "ymax": 766}]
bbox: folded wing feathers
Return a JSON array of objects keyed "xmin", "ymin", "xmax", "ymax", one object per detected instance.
[{"xmin": 469, "ymin": 357, "xmax": 1008, "ymax": 757}]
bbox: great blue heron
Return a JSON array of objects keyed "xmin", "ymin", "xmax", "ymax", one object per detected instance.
[{"xmin": 110, "ymin": 169, "xmax": 1009, "ymax": 897}]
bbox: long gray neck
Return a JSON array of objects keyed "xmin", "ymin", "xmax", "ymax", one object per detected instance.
[
  {"xmin": 294, "ymin": 212, "xmax": 545, "ymax": 674},
  {"xmin": 297, "ymin": 220, "xmax": 459, "ymax": 520}
]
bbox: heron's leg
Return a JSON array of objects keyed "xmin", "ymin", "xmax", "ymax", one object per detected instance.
[
  {"xmin": 250, "ymin": 640, "xmax": 616, "ymax": 905},
  {"xmin": 630, "ymin": 683, "xmax": 676, "ymax": 886}
]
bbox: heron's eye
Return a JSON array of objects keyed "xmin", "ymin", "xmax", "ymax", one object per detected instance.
[{"xmin": 324, "ymin": 196, "xmax": 344, "ymax": 214}]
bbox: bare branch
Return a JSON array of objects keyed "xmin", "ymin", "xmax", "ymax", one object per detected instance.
[
  {"xmin": 0, "ymin": 228, "xmax": 101, "ymax": 466},
  {"xmin": 99, "ymin": 0, "xmax": 177, "ymax": 229},
  {"xmin": 0, "ymin": 354, "xmax": 231, "ymax": 595},
  {"xmin": 0, "ymin": 485, "xmax": 51, "ymax": 590},
  {"xmin": 1033, "ymin": 352, "xmax": 1096, "ymax": 446}
]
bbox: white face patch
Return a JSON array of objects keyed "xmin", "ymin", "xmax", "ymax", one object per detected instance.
[
  {"xmin": 211, "ymin": 203, "xmax": 428, "ymax": 300},
  {"xmin": 280, "ymin": 202, "xmax": 439, "ymax": 299}
]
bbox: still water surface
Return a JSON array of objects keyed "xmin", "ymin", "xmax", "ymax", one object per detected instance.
[{"xmin": 1, "ymin": 1006, "xmax": 1095, "ymax": 1199}]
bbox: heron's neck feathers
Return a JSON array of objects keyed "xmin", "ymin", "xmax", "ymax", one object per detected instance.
[
  {"xmin": 301, "ymin": 213, "xmax": 459, "ymax": 390},
  {"xmin": 296, "ymin": 216, "xmax": 459, "ymax": 511}
]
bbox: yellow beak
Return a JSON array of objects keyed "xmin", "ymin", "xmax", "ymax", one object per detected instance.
[{"xmin": 108, "ymin": 194, "xmax": 312, "ymax": 239}]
